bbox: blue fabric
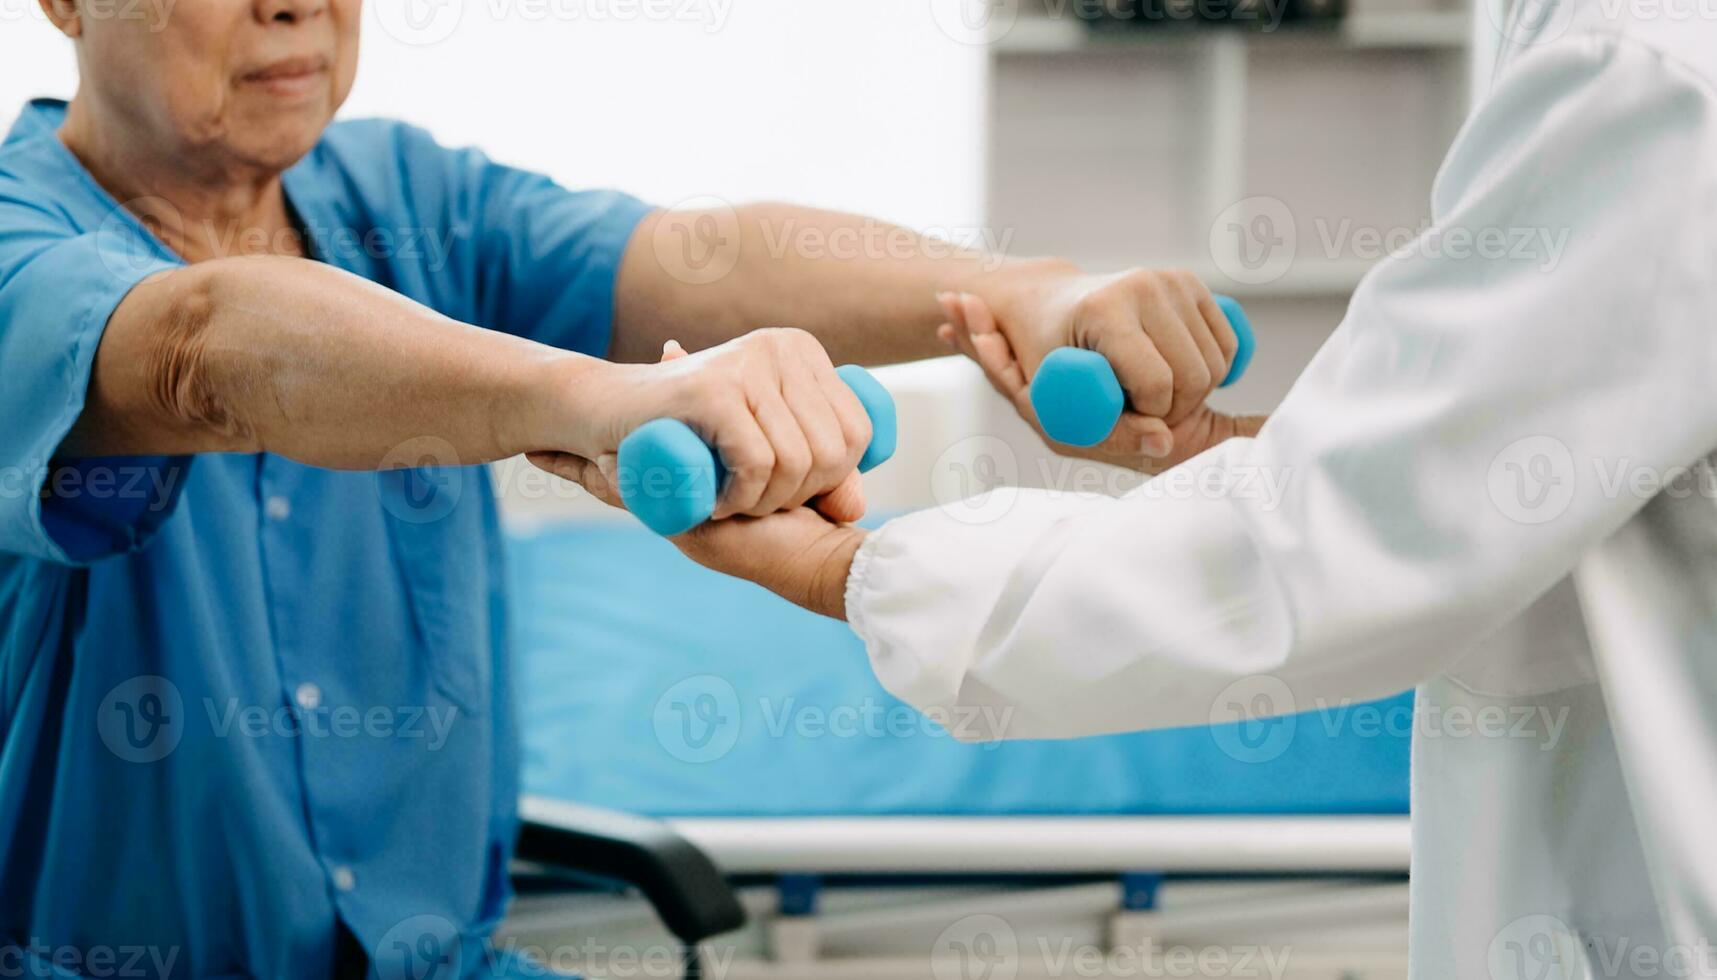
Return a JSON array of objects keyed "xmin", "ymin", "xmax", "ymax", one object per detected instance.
[
  {"xmin": 511, "ymin": 521, "xmax": 1412, "ymax": 818},
  {"xmin": 0, "ymin": 99, "xmax": 652, "ymax": 977}
]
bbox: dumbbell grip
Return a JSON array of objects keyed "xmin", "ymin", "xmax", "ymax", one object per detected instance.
[
  {"xmin": 617, "ymin": 364, "xmax": 897, "ymax": 537},
  {"xmin": 1029, "ymin": 294, "xmax": 1256, "ymax": 449}
]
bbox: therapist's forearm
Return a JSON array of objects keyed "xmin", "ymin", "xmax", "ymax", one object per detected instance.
[
  {"xmin": 61, "ymin": 257, "xmax": 592, "ymax": 468},
  {"xmin": 610, "ymin": 203, "xmax": 1070, "ymax": 365}
]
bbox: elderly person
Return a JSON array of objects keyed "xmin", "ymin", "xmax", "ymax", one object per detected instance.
[{"xmin": 0, "ymin": 1, "xmax": 1246, "ymax": 975}]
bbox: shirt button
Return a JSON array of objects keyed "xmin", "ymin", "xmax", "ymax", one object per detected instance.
[
  {"xmin": 295, "ymin": 682, "xmax": 322, "ymax": 711},
  {"xmin": 331, "ymin": 866, "xmax": 356, "ymax": 892},
  {"xmin": 264, "ymin": 495, "xmax": 292, "ymax": 522}
]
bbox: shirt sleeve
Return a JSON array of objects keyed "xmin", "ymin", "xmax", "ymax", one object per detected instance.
[
  {"xmin": 393, "ymin": 124, "xmax": 654, "ymax": 357},
  {"xmin": 0, "ymin": 195, "xmax": 188, "ymax": 565},
  {"xmin": 845, "ymin": 33, "xmax": 1717, "ymax": 740}
]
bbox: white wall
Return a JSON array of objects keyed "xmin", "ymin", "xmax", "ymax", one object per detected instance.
[{"xmin": 0, "ymin": 1, "xmax": 987, "ymax": 230}]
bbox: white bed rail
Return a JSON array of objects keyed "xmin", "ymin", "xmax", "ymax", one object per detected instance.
[{"xmin": 661, "ymin": 815, "xmax": 1411, "ymax": 875}]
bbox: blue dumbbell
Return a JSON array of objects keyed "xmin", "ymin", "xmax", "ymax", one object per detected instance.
[
  {"xmin": 617, "ymin": 364, "xmax": 898, "ymax": 537},
  {"xmin": 1028, "ymin": 294, "xmax": 1256, "ymax": 448}
]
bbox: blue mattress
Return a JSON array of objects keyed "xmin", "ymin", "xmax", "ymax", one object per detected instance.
[{"xmin": 508, "ymin": 521, "xmax": 1411, "ymax": 817}]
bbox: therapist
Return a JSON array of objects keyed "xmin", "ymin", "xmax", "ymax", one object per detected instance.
[
  {"xmin": 0, "ymin": 0, "xmax": 1246, "ymax": 977},
  {"xmin": 646, "ymin": 5, "xmax": 1717, "ymax": 978}
]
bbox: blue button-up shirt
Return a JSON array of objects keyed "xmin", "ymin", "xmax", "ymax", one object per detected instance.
[{"xmin": 0, "ymin": 99, "xmax": 651, "ymax": 978}]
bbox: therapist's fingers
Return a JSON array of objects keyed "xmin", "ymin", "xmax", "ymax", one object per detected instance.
[
  {"xmin": 813, "ymin": 469, "xmax": 867, "ymax": 524},
  {"xmin": 1106, "ymin": 412, "xmax": 1176, "ymax": 461},
  {"xmin": 957, "ymin": 292, "xmax": 1030, "ymax": 394}
]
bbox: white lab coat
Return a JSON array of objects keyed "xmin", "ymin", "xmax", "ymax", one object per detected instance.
[{"xmin": 846, "ymin": 7, "xmax": 1717, "ymax": 976}]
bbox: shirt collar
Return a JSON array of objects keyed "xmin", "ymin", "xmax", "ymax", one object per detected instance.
[{"xmin": 5, "ymin": 98, "xmax": 69, "ymax": 149}]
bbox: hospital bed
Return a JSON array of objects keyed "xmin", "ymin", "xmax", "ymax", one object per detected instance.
[{"xmin": 500, "ymin": 517, "xmax": 1414, "ymax": 979}]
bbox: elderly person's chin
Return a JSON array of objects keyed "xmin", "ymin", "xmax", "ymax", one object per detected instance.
[{"xmin": 217, "ymin": 60, "xmax": 348, "ymax": 172}]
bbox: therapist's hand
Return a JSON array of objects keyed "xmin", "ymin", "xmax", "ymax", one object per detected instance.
[
  {"xmin": 959, "ymin": 266, "xmax": 1241, "ymax": 460},
  {"xmin": 939, "ymin": 291, "xmax": 1266, "ymax": 474},
  {"xmin": 529, "ymin": 334, "xmax": 869, "ymax": 523},
  {"xmin": 675, "ymin": 506, "xmax": 865, "ymax": 620}
]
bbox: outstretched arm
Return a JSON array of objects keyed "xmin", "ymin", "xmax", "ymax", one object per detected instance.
[
  {"xmin": 61, "ymin": 256, "xmax": 872, "ymax": 522},
  {"xmin": 612, "ymin": 203, "xmax": 1244, "ymax": 462},
  {"xmin": 662, "ymin": 34, "xmax": 1717, "ymax": 739}
]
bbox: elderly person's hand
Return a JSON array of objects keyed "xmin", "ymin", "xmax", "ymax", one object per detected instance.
[
  {"xmin": 528, "ymin": 331, "xmax": 870, "ymax": 523},
  {"xmin": 935, "ymin": 291, "xmax": 1267, "ymax": 475},
  {"xmin": 949, "ymin": 266, "xmax": 1243, "ymax": 463}
]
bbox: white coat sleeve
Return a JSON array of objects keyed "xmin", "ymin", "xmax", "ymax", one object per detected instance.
[{"xmin": 845, "ymin": 33, "xmax": 1717, "ymax": 740}]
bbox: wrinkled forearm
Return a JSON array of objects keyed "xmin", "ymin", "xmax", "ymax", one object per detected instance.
[
  {"xmin": 61, "ymin": 256, "xmax": 595, "ymax": 469},
  {"xmin": 611, "ymin": 202, "xmax": 1074, "ymax": 366}
]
